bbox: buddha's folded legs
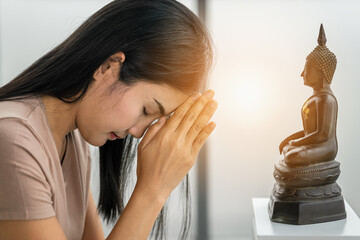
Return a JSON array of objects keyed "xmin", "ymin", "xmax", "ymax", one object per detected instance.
[{"xmin": 283, "ymin": 142, "xmax": 337, "ymax": 167}]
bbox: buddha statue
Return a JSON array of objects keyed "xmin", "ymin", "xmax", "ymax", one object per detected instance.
[{"xmin": 268, "ymin": 24, "xmax": 347, "ymax": 225}]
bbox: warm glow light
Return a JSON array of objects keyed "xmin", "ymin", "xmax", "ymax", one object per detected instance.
[{"xmin": 231, "ymin": 77, "xmax": 266, "ymax": 115}]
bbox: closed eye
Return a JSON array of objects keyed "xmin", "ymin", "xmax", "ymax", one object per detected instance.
[{"xmin": 143, "ymin": 106, "xmax": 148, "ymax": 116}]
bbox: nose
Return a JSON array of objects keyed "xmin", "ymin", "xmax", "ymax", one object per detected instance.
[{"xmin": 128, "ymin": 123, "xmax": 150, "ymax": 139}]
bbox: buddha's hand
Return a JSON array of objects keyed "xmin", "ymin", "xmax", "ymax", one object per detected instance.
[{"xmin": 136, "ymin": 90, "xmax": 217, "ymax": 201}]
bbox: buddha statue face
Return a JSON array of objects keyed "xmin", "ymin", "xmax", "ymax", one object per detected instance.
[{"xmin": 301, "ymin": 60, "xmax": 324, "ymax": 89}]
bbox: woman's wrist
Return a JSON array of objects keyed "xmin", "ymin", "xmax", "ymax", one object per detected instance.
[
  {"xmin": 106, "ymin": 181, "xmax": 169, "ymax": 240},
  {"xmin": 134, "ymin": 180, "xmax": 169, "ymax": 206}
]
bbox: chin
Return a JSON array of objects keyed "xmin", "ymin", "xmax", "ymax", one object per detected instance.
[
  {"xmin": 82, "ymin": 134, "xmax": 107, "ymax": 147},
  {"xmin": 96, "ymin": 137, "xmax": 109, "ymax": 147},
  {"xmin": 92, "ymin": 140, "xmax": 107, "ymax": 147}
]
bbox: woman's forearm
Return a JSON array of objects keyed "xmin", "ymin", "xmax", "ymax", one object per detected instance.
[{"xmin": 106, "ymin": 184, "xmax": 167, "ymax": 240}]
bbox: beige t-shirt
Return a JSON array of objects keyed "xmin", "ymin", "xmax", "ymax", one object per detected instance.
[{"xmin": 0, "ymin": 96, "xmax": 91, "ymax": 240}]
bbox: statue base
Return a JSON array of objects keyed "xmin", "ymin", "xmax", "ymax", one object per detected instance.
[
  {"xmin": 255, "ymin": 198, "xmax": 360, "ymax": 240},
  {"xmin": 269, "ymin": 160, "xmax": 346, "ymax": 224},
  {"xmin": 269, "ymin": 192, "xmax": 346, "ymax": 225}
]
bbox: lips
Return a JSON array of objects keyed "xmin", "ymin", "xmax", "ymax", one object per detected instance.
[{"xmin": 111, "ymin": 132, "xmax": 123, "ymax": 139}]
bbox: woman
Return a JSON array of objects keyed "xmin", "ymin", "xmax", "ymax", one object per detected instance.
[{"xmin": 0, "ymin": 0, "xmax": 217, "ymax": 239}]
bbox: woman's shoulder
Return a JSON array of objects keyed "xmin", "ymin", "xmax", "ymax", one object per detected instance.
[
  {"xmin": 0, "ymin": 99, "xmax": 55, "ymax": 221},
  {"xmin": 0, "ymin": 114, "xmax": 45, "ymax": 159},
  {"xmin": 0, "ymin": 96, "xmax": 43, "ymax": 122},
  {"xmin": 0, "ymin": 97, "xmax": 48, "ymax": 153}
]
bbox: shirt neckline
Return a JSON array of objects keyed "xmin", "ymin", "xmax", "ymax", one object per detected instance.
[{"xmin": 37, "ymin": 96, "xmax": 69, "ymax": 166}]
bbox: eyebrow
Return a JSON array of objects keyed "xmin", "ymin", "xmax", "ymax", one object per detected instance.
[{"xmin": 154, "ymin": 98, "xmax": 165, "ymax": 116}]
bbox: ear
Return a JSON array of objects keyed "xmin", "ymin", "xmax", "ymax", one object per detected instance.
[{"xmin": 100, "ymin": 51, "xmax": 126, "ymax": 74}]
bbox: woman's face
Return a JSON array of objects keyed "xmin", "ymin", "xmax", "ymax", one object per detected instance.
[{"xmin": 76, "ymin": 60, "xmax": 191, "ymax": 146}]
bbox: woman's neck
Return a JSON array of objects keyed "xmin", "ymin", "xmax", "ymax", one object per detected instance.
[{"xmin": 41, "ymin": 95, "xmax": 78, "ymax": 158}]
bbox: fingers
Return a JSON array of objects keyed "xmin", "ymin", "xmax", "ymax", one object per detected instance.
[
  {"xmin": 192, "ymin": 121, "xmax": 216, "ymax": 154},
  {"xmin": 175, "ymin": 90, "xmax": 215, "ymax": 135},
  {"xmin": 139, "ymin": 116, "xmax": 167, "ymax": 149},
  {"xmin": 164, "ymin": 94, "xmax": 201, "ymax": 131},
  {"xmin": 186, "ymin": 99, "xmax": 217, "ymax": 142}
]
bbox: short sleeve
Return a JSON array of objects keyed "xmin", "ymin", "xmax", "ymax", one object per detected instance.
[{"xmin": 0, "ymin": 117, "xmax": 55, "ymax": 220}]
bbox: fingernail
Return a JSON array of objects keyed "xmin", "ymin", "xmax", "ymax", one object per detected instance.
[
  {"xmin": 158, "ymin": 116, "xmax": 165, "ymax": 124},
  {"xmin": 210, "ymin": 100, "xmax": 217, "ymax": 108},
  {"xmin": 205, "ymin": 90, "xmax": 214, "ymax": 98},
  {"xmin": 193, "ymin": 94, "xmax": 201, "ymax": 100}
]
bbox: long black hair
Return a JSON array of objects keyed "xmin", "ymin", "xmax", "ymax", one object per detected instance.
[{"xmin": 0, "ymin": 0, "xmax": 213, "ymax": 239}]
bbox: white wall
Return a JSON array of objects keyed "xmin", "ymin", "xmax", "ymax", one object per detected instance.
[
  {"xmin": 1, "ymin": 0, "xmax": 360, "ymax": 240},
  {"xmin": 207, "ymin": 0, "xmax": 360, "ymax": 238}
]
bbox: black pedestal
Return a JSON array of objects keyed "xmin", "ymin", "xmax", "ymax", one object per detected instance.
[
  {"xmin": 268, "ymin": 194, "xmax": 346, "ymax": 225},
  {"xmin": 269, "ymin": 160, "xmax": 347, "ymax": 225}
]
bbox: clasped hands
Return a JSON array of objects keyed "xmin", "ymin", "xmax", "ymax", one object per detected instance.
[{"xmin": 136, "ymin": 89, "xmax": 217, "ymax": 200}]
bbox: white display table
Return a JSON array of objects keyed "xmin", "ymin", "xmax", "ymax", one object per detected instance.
[{"xmin": 252, "ymin": 198, "xmax": 360, "ymax": 240}]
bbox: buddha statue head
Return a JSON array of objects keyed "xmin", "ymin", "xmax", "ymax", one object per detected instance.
[{"xmin": 301, "ymin": 24, "xmax": 337, "ymax": 89}]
